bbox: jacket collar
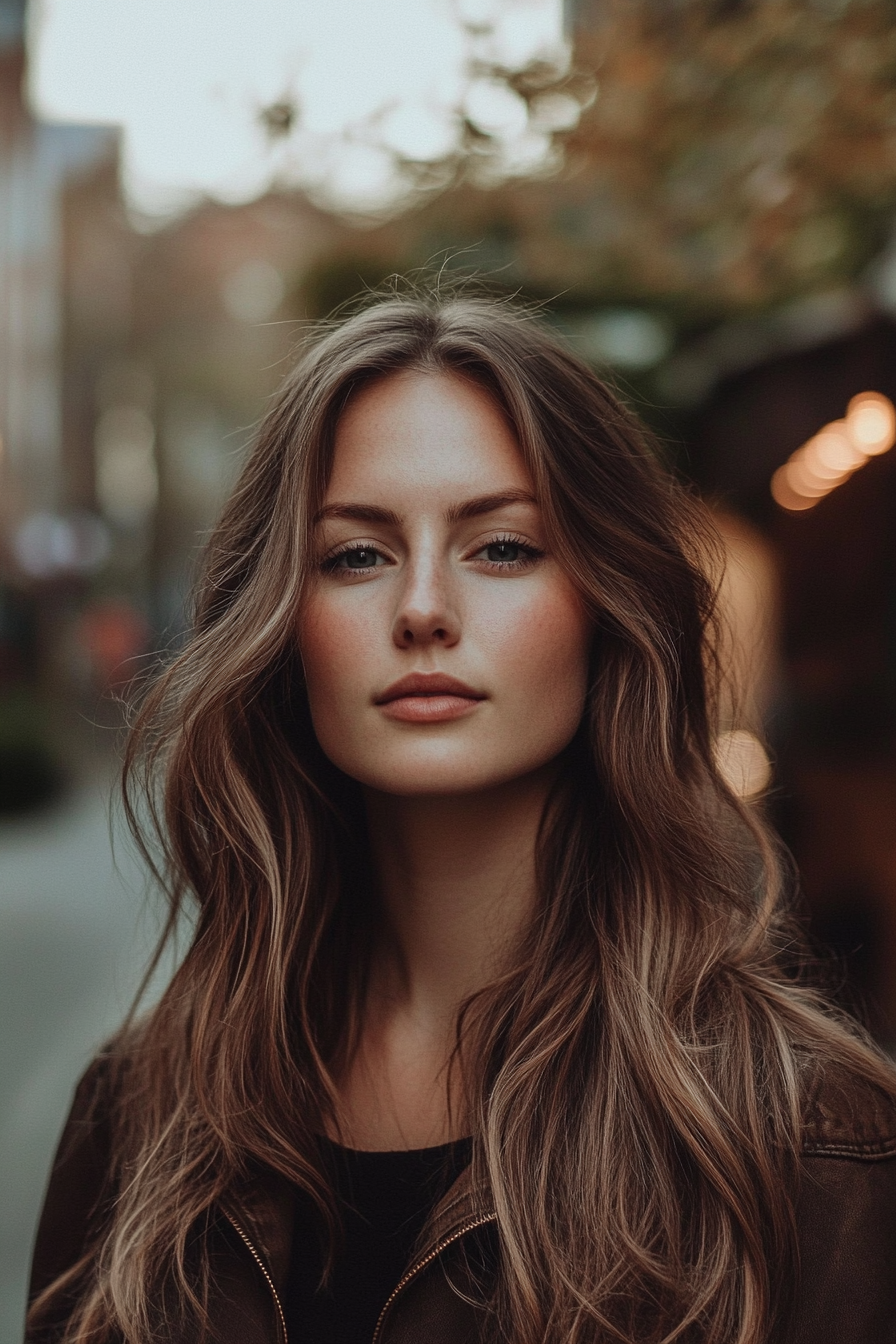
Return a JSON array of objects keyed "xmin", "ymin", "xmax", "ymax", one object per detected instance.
[
  {"xmin": 220, "ymin": 1158, "xmax": 494, "ymax": 1299},
  {"xmin": 416, "ymin": 1162, "xmax": 495, "ymax": 1250},
  {"xmin": 220, "ymin": 1165, "xmax": 296, "ymax": 1292}
]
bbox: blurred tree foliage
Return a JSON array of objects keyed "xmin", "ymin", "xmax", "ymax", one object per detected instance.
[
  {"xmin": 544, "ymin": 0, "xmax": 896, "ymax": 306},
  {"xmin": 299, "ymin": 0, "xmax": 896, "ymax": 327}
]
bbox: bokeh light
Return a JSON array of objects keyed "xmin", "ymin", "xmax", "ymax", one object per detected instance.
[
  {"xmin": 771, "ymin": 391, "xmax": 896, "ymax": 512},
  {"xmin": 714, "ymin": 729, "xmax": 773, "ymax": 799},
  {"xmin": 847, "ymin": 392, "xmax": 896, "ymax": 455}
]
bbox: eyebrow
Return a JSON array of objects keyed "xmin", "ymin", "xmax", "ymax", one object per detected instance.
[{"xmin": 314, "ymin": 490, "xmax": 538, "ymax": 527}]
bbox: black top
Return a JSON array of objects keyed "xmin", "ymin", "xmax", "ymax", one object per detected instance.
[{"xmin": 284, "ymin": 1135, "xmax": 473, "ymax": 1344}]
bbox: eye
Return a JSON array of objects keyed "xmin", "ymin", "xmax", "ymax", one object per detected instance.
[
  {"xmin": 471, "ymin": 535, "xmax": 543, "ymax": 569},
  {"xmin": 485, "ymin": 541, "xmax": 524, "ymax": 563},
  {"xmin": 321, "ymin": 544, "xmax": 388, "ymax": 574},
  {"xmin": 342, "ymin": 547, "xmax": 380, "ymax": 569}
]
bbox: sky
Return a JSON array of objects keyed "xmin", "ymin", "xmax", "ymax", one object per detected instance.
[{"xmin": 28, "ymin": 0, "xmax": 571, "ymax": 218}]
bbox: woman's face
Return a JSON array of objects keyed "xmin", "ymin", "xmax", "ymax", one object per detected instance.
[{"xmin": 299, "ymin": 370, "xmax": 592, "ymax": 796}]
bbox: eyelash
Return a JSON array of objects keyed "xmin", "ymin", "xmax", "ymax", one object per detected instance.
[
  {"xmin": 319, "ymin": 533, "xmax": 544, "ymax": 575},
  {"xmin": 319, "ymin": 543, "xmax": 387, "ymax": 575},
  {"xmin": 477, "ymin": 533, "xmax": 544, "ymax": 569}
]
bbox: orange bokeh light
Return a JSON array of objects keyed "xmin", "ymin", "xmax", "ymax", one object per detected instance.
[
  {"xmin": 771, "ymin": 466, "xmax": 815, "ymax": 511},
  {"xmin": 813, "ymin": 421, "xmax": 866, "ymax": 474},
  {"xmin": 847, "ymin": 392, "xmax": 896, "ymax": 455},
  {"xmin": 771, "ymin": 391, "xmax": 895, "ymax": 511}
]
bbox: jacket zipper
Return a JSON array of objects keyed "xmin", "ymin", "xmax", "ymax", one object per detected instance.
[
  {"xmin": 223, "ymin": 1210, "xmax": 289, "ymax": 1344},
  {"xmin": 224, "ymin": 1205, "xmax": 496, "ymax": 1344},
  {"xmin": 371, "ymin": 1212, "xmax": 496, "ymax": 1344}
]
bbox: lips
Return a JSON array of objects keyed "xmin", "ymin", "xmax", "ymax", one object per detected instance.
[
  {"xmin": 375, "ymin": 673, "xmax": 484, "ymax": 704},
  {"xmin": 375, "ymin": 673, "xmax": 486, "ymax": 723}
]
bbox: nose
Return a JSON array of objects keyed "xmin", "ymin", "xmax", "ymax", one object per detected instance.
[{"xmin": 391, "ymin": 553, "xmax": 461, "ymax": 650}]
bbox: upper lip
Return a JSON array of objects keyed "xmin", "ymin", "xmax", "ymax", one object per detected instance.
[{"xmin": 375, "ymin": 673, "xmax": 485, "ymax": 704}]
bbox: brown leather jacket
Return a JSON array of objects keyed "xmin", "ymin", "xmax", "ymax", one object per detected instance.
[{"xmin": 26, "ymin": 1055, "xmax": 896, "ymax": 1344}]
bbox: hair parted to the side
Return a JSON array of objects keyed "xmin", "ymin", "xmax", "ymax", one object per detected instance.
[{"xmin": 29, "ymin": 284, "xmax": 896, "ymax": 1344}]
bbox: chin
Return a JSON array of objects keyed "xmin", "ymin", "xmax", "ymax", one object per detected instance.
[
  {"xmin": 348, "ymin": 748, "xmax": 555, "ymax": 798},
  {"xmin": 369, "ymin": 775, "xmax": 499, "ymax": 798}
]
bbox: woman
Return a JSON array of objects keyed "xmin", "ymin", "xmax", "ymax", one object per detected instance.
[{"xmin": 27, "ymin": 293, "xmax": 896, "ymax": 1344}]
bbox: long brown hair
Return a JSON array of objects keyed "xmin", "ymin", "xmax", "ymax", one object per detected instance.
[{"xmin": 31, "ymin": 289, "xmax": 896, "ymax": 1344}]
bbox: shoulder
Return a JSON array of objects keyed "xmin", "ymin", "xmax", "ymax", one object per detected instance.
[
  {"xmin": 801, "ymin": 1056, "xmax": 896, "ymax": 1160},
  {"xmin": 793, "ymin": 1060, "xmax": 896, "ymax": 1341},
  {"xmin": 28, "ymin": 1048, "xmax": 129, "ymax": 1306},
  {"xmin": 49, "ymin": 1044, "xmax": 132, "ymax": 1169}
]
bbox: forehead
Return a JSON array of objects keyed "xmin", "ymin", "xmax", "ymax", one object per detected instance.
[{"xmin": 327, "ymin": 370, "xmax": 532, "ymax": 501}]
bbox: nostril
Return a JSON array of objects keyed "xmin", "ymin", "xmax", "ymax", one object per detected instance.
[{"xmin": 392, "ymin": 608, "xmax": 460, "ymax": 648}]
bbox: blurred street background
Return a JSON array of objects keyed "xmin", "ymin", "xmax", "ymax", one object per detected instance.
[{"xmin": 3, "ymin": 0, "xmax": 896, "ymax": 1336}]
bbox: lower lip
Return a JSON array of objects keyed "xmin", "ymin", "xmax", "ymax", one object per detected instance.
[{"xmin": 378, "ymin": 695, "xmax": 484, "ymax": 723}]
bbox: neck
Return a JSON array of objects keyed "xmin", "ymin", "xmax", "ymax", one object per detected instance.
[
  {"xmin": 332, "ymin": 768, "xmax": 554, "ymax": 1148},
  {"xmin": 364, "ymin": 768, "xmax": 553, "ymax": 1025}
]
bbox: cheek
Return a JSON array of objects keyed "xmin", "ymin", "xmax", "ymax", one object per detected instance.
[
  {"xmin": 298, "ymin": 594, "xmax": 375, "ymax": 718},
  {"xmin": 486, "ymin": 580, "xmax": 591, "ymax": 731}
]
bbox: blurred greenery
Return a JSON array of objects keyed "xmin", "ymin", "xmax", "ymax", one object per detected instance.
[{"xmin": 0, "ymin": 691, "xmax": 63, "ymax": 814}]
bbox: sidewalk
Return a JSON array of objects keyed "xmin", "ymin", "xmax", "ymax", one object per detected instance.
[{"xmin": 0, "ymin": 762, "xmax": 169, "ymax": 1342}]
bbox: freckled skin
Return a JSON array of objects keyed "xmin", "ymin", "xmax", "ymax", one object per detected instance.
[{"xmin": 299, "ymin": 370, "xmax": 592, "ymax": 798}]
